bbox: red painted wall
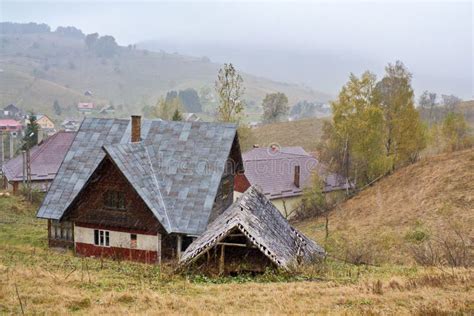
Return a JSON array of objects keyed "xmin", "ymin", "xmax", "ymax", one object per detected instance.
[
  {"xmin": 234, "ymin": 173, "xmax": 251, "ymax": 193},
  {"xmin": 75, "ymin": 242, "xmax": 158, "ymax": 264}
]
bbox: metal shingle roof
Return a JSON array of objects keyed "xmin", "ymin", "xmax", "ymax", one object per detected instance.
[{"xmin": 36, "ymin": 118, "xmax": 238, "ymax": 235}]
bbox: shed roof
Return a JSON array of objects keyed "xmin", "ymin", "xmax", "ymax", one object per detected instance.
[
  {"xmin": 37, "ymin": 118, "xmax": 242, "ymax": 235},
  {"xmin": 179, "ymin": 186, "xmax": 325, "ymax": 269},
  {"xmin": 2, "ymin": 131, "xmax": 76, "ymax": 182}
]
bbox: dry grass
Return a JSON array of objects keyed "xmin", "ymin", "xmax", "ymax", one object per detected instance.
[
  {"xmin": 0, "ymin": 190, "xmax": 473, "ymax": 314},
  {"xmin": 297, "ymin": 149, "xmax": 474, "ymax": 265},
  {"xmin": 249, "ymin": 117, "xmax": 327, "ymax": 152},
  {"xmin": 1, "ymin": 256, "xmax": 473, "ymax": 315}
]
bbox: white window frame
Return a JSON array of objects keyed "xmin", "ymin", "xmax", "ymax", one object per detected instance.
[{"xmin": 94, "ymin": 229, "xmax": 110, "ymax": 247}]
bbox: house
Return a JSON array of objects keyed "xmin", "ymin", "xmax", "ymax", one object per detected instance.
[
  {"xmin": 61, "ymin": 119, "xmax": 82, "ymax": 132},
  {"xmin": 234, "ymin": 146, "xmax": 352, "ymax": 218},
  {"xmin": 77, "ymin": 102, "xmax": 94, "ymax": 113},
  {"xmin": 2, "ymin": 131, "xmax": 76, "ymax": 193},
  {"xmin": 183, "ymin": 113, "xmax": 201, "ymax": 122},
  {"xmin": 179, "ymin": 186, "xmax": 324, "ymax": 274},
  {"xmin": 0, "ymin": 119, "xmax": 23, "ymax": 134},
  {"xmin": 35, "ymin": 115, "xmax": 55, "ymax": 130},
  {"xmin": 31, "ymin": 114, "xmax": 56, "ymax": 136},
  {"xmin": 84, "ymin": 90, "xmax": 93, "ymax": 96},
  {"xmin": 99, "ymin": 105, "xmax": 115, "ymax": 114},
  {"xmin": 36, "ymin": 116, "xmax": 244, "ymax": 263},
  {"xmin": 3, "ymin": 104, "xmax": 24, "ymax": 119}
]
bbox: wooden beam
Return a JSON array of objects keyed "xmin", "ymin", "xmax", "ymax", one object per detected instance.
[
  {"xmin": 219, "ymin": 244, "xmax": 225, "ymax": 275},
  {"xmin": 217, "ymin": 242, "xmax": 248, "ymax": 248}
]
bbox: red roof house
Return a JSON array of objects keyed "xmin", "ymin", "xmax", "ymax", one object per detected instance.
[
  {"xmin": 0, "ymin": 119, "xmax": 23, "ymax": 133},
  {"xmin": 2, "ymin": 131, "xmax": 76, "ymax": 192},
  {"xmin": 77, "ymin": 102, "xmax": 94, "ymax": 112}
]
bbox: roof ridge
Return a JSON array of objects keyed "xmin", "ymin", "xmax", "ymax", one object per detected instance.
[{"xmin": 144, "ymin": 144, "xmax": 172, "ymax": 232}]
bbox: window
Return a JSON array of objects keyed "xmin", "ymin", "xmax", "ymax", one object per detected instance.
[
  {"xmin": 50, "ymin": 220, "xmax": 73, "ymax": 241},
  {"xmin": 103, "ymin": 190, "xmax": 126, "ymax": 210},
  {"xmin": 130, "ymin": 234, "xmax": 137, "ymax": 249},
  {"xmin": 94, "ymin": 229, "xmax": 110, "ymax": 247}
]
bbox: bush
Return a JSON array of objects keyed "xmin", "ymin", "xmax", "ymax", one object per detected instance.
[{"xmin": 408, "ymin": 227, "xmax": 473, "ymax": 268}]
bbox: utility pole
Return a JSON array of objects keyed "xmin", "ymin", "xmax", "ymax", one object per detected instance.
[
  {"xmin": 26, "ymin": 147, "xmax": 32, "ymax": 202},
  {"xmin": 0, "ymin": 131, "xmax": 4, "ymax": 165},
  {"xmin": 9, "ymin": 132, "xmax": 14, "ymax": 160}
]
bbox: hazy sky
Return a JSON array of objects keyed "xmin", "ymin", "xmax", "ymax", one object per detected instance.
[{"xmin": 1, "ymin": 0, "xmax": 473, "ymax": 98}]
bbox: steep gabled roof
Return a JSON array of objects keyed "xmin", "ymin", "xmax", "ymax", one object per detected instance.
[
  {"xmin": 2, "ymin": 131, "xmax": 76, "ymax": 182},
  {"xmin": 37, "ymin": 117, "xmax": 242, "ymax": 235},
  {"xmin": 179, "ymin": 186, "xmax": 325, "ymax": 269}
]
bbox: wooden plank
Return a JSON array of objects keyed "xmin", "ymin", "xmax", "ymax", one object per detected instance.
[{"xmin": 219, "ymin": 244, "xmax": 225, "ymax": 275}]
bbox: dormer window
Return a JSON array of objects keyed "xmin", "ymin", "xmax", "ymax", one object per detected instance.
[{"xmin": 103, "ymin": 190, "xmax": 125, "ymax": 210}]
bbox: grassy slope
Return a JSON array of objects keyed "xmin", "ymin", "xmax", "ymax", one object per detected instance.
[
  {"xmin": 0, "ymin": 191, "xmax": 472, "ymax": 314},
  {"xmin": 248, "ymin": 117, "xmax": 327, "ymax": 152},
  {"xmin": 297, "ymin": 148, "xmax": 474, "ymax": 265},
  {"xmin": 0, "ymin": 32, "xmax": 330, "ymax": 117}
]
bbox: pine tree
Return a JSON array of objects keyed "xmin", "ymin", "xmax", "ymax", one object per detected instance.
[
  {"xmin": 23, "ymin": 114, "xmax": 39, "ymax": 149},
  {"xmin": 172, "ymin": 109, "xmax": 183, "ymax": 121}
]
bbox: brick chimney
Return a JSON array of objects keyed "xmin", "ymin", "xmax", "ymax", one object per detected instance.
[
  {"xmin": 294, "ymin": 165, "xmax": 300, "ymax": 188},
  {"xmin": 131, "ymin": 115, "xmax": 141, "ymax": 142}
]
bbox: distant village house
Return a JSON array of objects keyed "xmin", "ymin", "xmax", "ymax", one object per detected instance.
[
  {"xmin": 2, "ymin": 104, "xmax": 24, "ymax": 119},
  {"xmin": 2, "ymin": 131, "xmax": 76, "ymax": 193},
  {"xmin": 0, "ymin": 119, "xmax": 23, "ymax": 134},
  {"xmin": 234, "ymin": 146, "xmax": 352, "ymax": 218},
  {"xmin": 77, "ymin": 102, "xmax": 94, "ymax": 113}
]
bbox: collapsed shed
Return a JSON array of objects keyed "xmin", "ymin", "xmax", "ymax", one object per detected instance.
[{"xmin": 179, "ymin": 186, "xmax": 325, "ymax": 274}]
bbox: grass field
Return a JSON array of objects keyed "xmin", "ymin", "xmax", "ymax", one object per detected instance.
[
  {"xmin": 248, "ymin": 117, "xmax": 327, "ymax": 152},
  {"xmin": 1, "ymin": 160, "xmax": 473, "ymax": 316}
]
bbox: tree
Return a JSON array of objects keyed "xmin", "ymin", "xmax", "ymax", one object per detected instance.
[
  {"xmin": 85, "ymin": 33, "xmax": 99, "ymax": 50},
  {"xmin": 94, "ymin": 35, "xmax": 118, "ymax": 57},
  {"xmin": 418, "ymin": 90, "xmax": 437, "ymax": 124},
  {"xmin": 23, "ymin": 114, "xmax": 39, "ymax": 150},
  {"xmin": 376, "ymin": 61, "xmax": 426, "ymax": 167},
  {"xmin": 53, "ymin": 100, "xmax": 62, "ymax": 116},
  {"xmin": 262, "ymin": 92, "xmax": 289, "ymax": 123},
  {"xmin": 178, "ymin": 88, "xmax": 202, "ymax": 112},
  {"xmin": 154, "ymin": 96, "xmax": 183, "ymax": 120},
  {"xmin": 172, "ymin": 109, "xmax": 183, "ymax": 121},
  {"xmin": 199, "ymin": 85, "xmax": 213, "ymax": 112},
  {"xmin": 323, "ymin": 71, "xmax": 391, "ymax": 186},
  {"xmin": 215, "ymin": 63, "xmax": 245, "ymax": 122},
  {"xmin": 441, "ymin": 94, "xmax": 462, "ymax": 113},
  {"xmin": 442, "ymin": 113, "xmax": 472, "ymax": 152},
  {"xmin": 302, "ymin": 172, "xmax": 327, "ymax": 215}
]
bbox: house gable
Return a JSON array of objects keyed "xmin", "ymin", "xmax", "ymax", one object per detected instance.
[{"xmin": 63, "ymin": 156, "xmax": 166, "ymax": 235}]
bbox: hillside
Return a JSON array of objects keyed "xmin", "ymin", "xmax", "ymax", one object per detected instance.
[
  {"xmin": 297, "ymin": 148, "xmax": 474, "ymax": 264},
  {"xmin": 247, "ymin": 117, "xmax": 328, "ymax": 152},
  {"xmin": 0, "ymin": 28, "xmax": 330, "ymax": 118},
  {"xmin": 0, "ymin": 193, "xmax": 472, "ymax": 314}
]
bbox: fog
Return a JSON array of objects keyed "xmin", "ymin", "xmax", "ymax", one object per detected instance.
[{"xmin": 1, "ymin": 0, "xmax": 472, "ymax": 98}]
